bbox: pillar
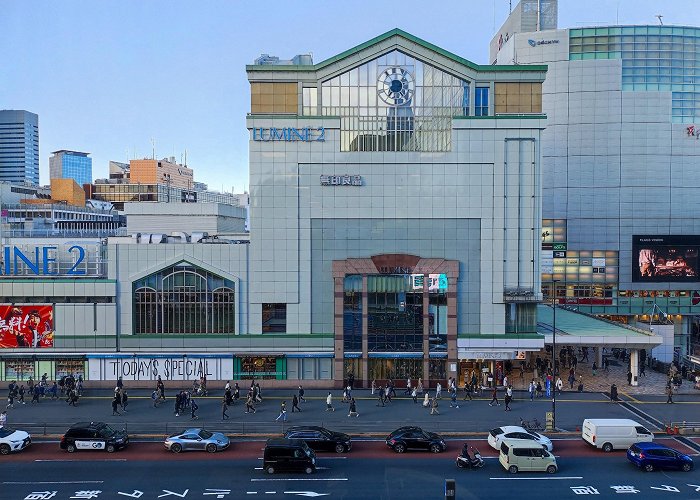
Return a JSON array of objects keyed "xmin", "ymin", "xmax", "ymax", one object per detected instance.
[
  {"xmin": 361, "ymin": 275, "xmax": 369, "ymax": 388},
  {"xmin": 630, "ymin": 349, "xmax": 639, "ymax": 387},
  {"xmin": 596, "ymin": 347, "xmax": 603, "ymax": 368},
  {"xmin": 422, "ymin": 275, "xmax": 430, "ymax": 388},
  {"xmin": 333, "ymin": 276, "xmax": 345, "ymax": 389}
]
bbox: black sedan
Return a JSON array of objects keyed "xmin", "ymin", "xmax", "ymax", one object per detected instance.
[
  {"xmin": 283, "ymin": 426, "xmax": 351, "ymax": 453},
  {"xmin": 385, "ymin": 426, "xmax": 446, "ymax": 454}
]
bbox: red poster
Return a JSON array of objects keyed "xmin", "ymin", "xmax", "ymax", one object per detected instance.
[{"xmin": 0, "ymin": 305, "xmax": 54, "ymax": 348}]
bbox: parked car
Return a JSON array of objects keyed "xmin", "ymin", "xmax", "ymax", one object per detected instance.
[
  {"xmin": 582, "ymin": 418, "xmax": 653, "ymax": 452},
  {"xmin": 499, "ymin": 439, "xmax": 558, "ymax": 474},
  {"xmin": 627, "ymin": 442, "xmax": 693, "ymax": 472},
  {"xmin": 283, "ymin": 426, "xmax": 351, "ymax": 453},
  {"xmin": 488, "ymin": 426, "xmax": 553, "ymax": 452},
  {"xmin": 263, "ymin": 438, "xmax": 316, "ymax": 475},
  {"xmin": 0, "ymin": 427, "xmax": 31, "ymax": 455},
  {"xmin": 385, "ymin": 426, "xmax": 446, "ymax": 454},
  {"xmin": 164, "ymin": 428, "xmax": 230, "ymax": 453},
  {"xmin": 60, "ymin": 422, "xmax": 128, "ymax": 453}
]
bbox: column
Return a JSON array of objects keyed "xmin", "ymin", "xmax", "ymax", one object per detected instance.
[
  {"xmin": 422, "ymin": 275, "xmax": 430, "ymax": 388},
  {"xmin": 361, "ymin": 275, "xmax": 369, "ymax": 388},
  {"xmin": 333, "ymin": 276, "xmax": 345, "ymax": 389},
  {"xmin": 596, "ymin": 347, "xmax": 603, "ymax": 368},
  {"xmin": 630, "ymin": 349, "xmax": 639, "ymax": 387}
]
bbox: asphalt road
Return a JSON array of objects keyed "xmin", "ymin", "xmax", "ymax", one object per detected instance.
[
  {"xmin": 6, "ymin": 389, "xmax": 698, "ymax": 437},
  {"xmin": 1, "ymin": 441, "xmax": 699, "ymax": 500}
]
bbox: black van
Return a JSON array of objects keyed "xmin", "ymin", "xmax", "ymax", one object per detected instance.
[
  {"xmin": 60, "ymin": 422, "xmax": 128, "ymax": 453},
  {"xmin": 263, "ymin": 438, "xmax": 316, "ymax": 474}
]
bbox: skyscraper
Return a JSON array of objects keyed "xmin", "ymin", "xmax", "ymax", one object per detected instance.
[
  {"xmin": 49, "ymin": 150, "xmax": 93, "ymax": 186},
  {"xmin": 0, "ymin": 110, "xmax": 39, "ymax": 184}
]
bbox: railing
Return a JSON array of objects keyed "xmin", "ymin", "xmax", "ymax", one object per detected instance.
[
  {"xmin": 669, "ymin": 421, "xmax": 700, "ymax": 434},
  {"xmin": 2, "ymin": 228, "xmax": 127, "ymax": 238}
]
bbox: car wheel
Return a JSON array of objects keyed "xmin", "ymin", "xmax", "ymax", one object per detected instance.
[
  {"xmin": 266, "ymin": 466, "xmax": 275, "ymax": 475},
  {"xmin": 602, "ymin": 443, "xmax": 613, "ymax": 453},
  {"xmin": 335, "ymin": 443, "xmax": 345, "ymax": 454},
  {"xmin": 682, "ymin": 463, "xmax": 692, "ymax": 472},
  {"xmin": 509, "ymin": 465, "xmax": 518, "ymax": 474},
  {"xmin": 305, "ymin": 466, "xmax": 314, "ymax": 475},
  {"xmin": 0, "ymin": 444, "xmax": 10, "ymax": 455},
  {"xmin": 546, "ymin": 465, "xmax": 557, "ymax": 474},
  {"xmin": 643, "ymin": 463, "xmax": 654, "ymax": 472},
  {"xmin": 67, "ymin": 444, "xmax": 76, "ymax": 453},
  {"xmin": 171, "ymin": 443, "xmax": 182, "ymax": 454},
  {"xmin": 106, "ymin": 444, "xmax": 116, "ymax": 453},
  {"xmin": 393, "ymin": 443, "xmax": 406, "ymax": 454},
  {"xmin": 429, "ymin": 444, "xmax": 442, "ymax": 454},
  {"xmin": 206, "ymin": 443, "xmax": 217, "ymax": 453}
]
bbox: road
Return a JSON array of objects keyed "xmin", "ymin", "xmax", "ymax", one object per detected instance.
[{"xmin": 1, "ymin": 439, "xmax": 699, "ymax": 500}]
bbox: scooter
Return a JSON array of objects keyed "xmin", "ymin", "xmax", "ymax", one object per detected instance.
[{"xmin": 455, "ymin": 445, "xmax": 484, "ymax": 469}]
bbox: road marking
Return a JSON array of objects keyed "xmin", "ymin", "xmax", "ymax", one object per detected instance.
[
  {"xmin": 2, "ymin": 481, "xmax": 105, "ymax": 484},
  {"xmin": 34, "ymin": 459, "xmax": 126, "ymax": 462},
  {"xmin": 257, "ymin": 457, "xmax": 347, "ymax": 460},
  {"xmin": 489, "ymin": 476, "xmax": 583, "ymax": 480},
  {"xmin": 246, "ymin": 493, "xmax": 257, "ymax": 495},
  {"xmin": 251, "ymin": 479, "xmax": 348, "ymax": 482},
  {"xmin": 265, "ymin": 492, "xmax": 276, "ymax": 494}
]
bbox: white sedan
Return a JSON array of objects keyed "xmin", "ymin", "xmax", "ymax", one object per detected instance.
[
  {"xmin": 0, "ymin": 427, "xmax": 31, "ymax": 455},
  {"xmin": 488, "ymin": 426, "xmax": 553, "ymax": 452}
]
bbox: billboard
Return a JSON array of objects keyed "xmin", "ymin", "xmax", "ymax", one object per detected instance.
[
  {"xmin": 0, "ymin": 305, "xmax": 54, "ymax": 348},
  {"xmin": 632, "ymin": 236, "xmax": 700, "ymax": 282}
]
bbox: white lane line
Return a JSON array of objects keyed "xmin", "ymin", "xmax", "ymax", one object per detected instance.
[
  {"xmin": 251, "ymin": 478, "xmax": 348, "ymax": 482},
  {"xmin": 257, "ymin": 457, "xmax": 347, "ymax": 460},
  {"xmin": 489, "ymin": 476, "xmax": 583, "ymax": 480},
  {"xmin": 3, "ymin": 481, "xmax": 105, "ymax": 485},
  {"xmin": 265, "ymin": 492, "xmax": 276, "ymax": 494},
  {"xmin": 34, "ymin": 459, "xmax": 126, "ymax": 462},
  {"xmin": 246, "ymin": 493, "xmax": 257, "ymax": 495}
]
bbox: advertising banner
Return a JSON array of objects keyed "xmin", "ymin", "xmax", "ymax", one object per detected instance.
[
  {"xmin": 0, "ymin": 305, "xmax": 54, "ymax": 348},
  {"xmin": 633, "ymin": 235, "xmax": 700, "ymax": 282}
]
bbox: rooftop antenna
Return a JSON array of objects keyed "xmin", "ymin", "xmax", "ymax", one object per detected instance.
[
  {"xmin": 184, "ymin": 149, "xmax": 187, "ymax": 167},
  {"xmin": 655, "ymin": 14, "xmax": 664, "ymax": 25},
  {"xmin": 151, "ymin": 138, "xmax": 156, "ymax": 159}
]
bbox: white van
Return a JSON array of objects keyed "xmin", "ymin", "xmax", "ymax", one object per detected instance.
[
  {"xmin": 582, "ymin": 418, "xmax": 653, "ymax": 452},
  {"xmin": 499, "ymin": 439, "xmax": 558, "ymax": 474}
]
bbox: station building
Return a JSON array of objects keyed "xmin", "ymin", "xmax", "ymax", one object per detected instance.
[{"xmin": 2, "ymin": 29, "xmax": 647, "ymax": 388}]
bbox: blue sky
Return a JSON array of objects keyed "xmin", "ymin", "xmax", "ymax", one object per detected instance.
[{"xmin": 2, "ymin": 0, "xmax": 699, "ymax": 193}]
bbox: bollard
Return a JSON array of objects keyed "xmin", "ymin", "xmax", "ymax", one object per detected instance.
[{"xmin": 445, "ymin": 479, "xmax": 456, "ymax": 500}]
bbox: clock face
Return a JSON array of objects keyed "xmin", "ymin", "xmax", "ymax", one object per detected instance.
[{"xmin": 377, "ymin": 67, "xmax": 414, "ymax": 105}]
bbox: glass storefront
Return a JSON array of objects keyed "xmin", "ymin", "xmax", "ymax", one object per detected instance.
[
  {"xmin": 235, "ymin": 356, "xmax": 283, "ymax": 380},
  {"xmin": 368, "ymin": 358, "xmax": 423, "ymax": 382},
  {"xmin": 343, "ymin": 275, "xmax": 362, "ymax": 351},
  {"xmin": 4, "ymin": 359, "xmax": 34, "ymax": 381},
  {"xmin": 367, "ymin": 275, "xmax": 423, "ymax": 353},
  {"xmin": 56, "ymin": 360, "xmax": 85, "ymax": 379},
  {"xmin": 428, "ymin": 290, "xmax": 447, "ymax": 351},
  {"xmin": 343, "ymin": 358, "xmax": 362, "ymax": 383},
  {"xmin": 428, "ymin": 359, "xmax": 446, "ymax": 381}
]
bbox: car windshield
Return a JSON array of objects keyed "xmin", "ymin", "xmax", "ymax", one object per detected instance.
[
  {"xmin": 490, "ymin": 428, "xmax": 504, "ymax": 437},
  {"xmin": 198, "ymin": 430, "xmax": 213, "ymax": 439},
  {"xmin": 0, "ymin": 428, "xmax": 15, "ymax": 438},
  {"xmin": 98, "ymin": 424, "xmax": 116, "ymax": 437},
  {"xmin": 527, "ymin": 431, "xmax": 540, "ymax": 439}
]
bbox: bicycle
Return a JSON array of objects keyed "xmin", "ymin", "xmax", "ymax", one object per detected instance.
[{"xmin": 520, "ymin": 416, "xmax": 544, "ymax": 431}]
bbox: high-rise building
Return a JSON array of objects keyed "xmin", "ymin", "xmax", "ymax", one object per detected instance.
[
  {"xmin": 49, "ymin": 150, "xmax": 92, "ymax": 186},
  {"xmin": 0, "ymin": 110, "xmax": 39, "ymax": 185},
  {"xmin": 492, "ymin": 1, "xmax": 700, "ymax": 369},
  {"xmin": 130, "ymin": 157, "xmax": 193, "ymax": 189}
]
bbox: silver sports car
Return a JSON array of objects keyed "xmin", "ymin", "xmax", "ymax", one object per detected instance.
[{"xmin": 164, "ymin": 428, "xmax": 230, "ymax": 453}]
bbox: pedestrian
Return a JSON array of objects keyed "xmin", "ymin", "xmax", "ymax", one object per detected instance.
[
  {"xmin": 568, "ymin": 371, "xmax": 575, "ymax": 390},
  {"xmin": 112, "ymin": 395, "xmax": 121, "ymax": 416},
  {"xmin": 225, "ymin": 385, "xmax": 233, "ymax": 406},
  {"xmin": 604, "ymin": 357, "xmax": 609, "ymax": 372},
  {"xmin": 31, "ymin": 386, "xmax": 40, "ymax": 404},
  {"xmin": 449, "ymin": 389, "xmax": 459, "ymax": 408},
  {"xmin": 342, "ymin": 386, "xmax": 349, "ymax": 403},
  {"xmin": 377, "ymin": 386, "xmax": 385, "ymax": 407},
  {"xmin": 348, "ymin": 372, "xmax": 355, "ymax": 390},
  {"xmin": 430, "ymin": 397, "xmax": 439, "ymax": 415},
  {"xmin": 0, "ymin": 410, "xmax": 6, "ymax": 428},
  {"xmin": 292, "ymin": 394, "xmax": 301, "ymax": 412},
  {"xmin": 275, "ymin": 401, "xmax": 288, "ymax": 422},
  {"xmin": 388, "ymin": 379, "xmax": 396, "ymax": 398},
  {"xmin": 463, "ymin": 380, "xmax": 472, "ymax": 401},
  {"xmin": 503, "ymin": 375, "xmax": 509, "ymax": 390},
  {"xmin": 666, "ymin": 383, "xmax": 674, "ymax": 404},
  {"xmin": 222, "ymin": 398, "xmax": 229, "ymax": 419},
  {"xmin": 436, "ymin": 382, "xmax": 442, "ymax": 399},
  {"xmin": 536, "ymin": 380, "xmax": 543, "ymax": 398},
  {"xmin": 245, "ymin": 393, "xmax": 256, "ymax": 414},
  {"xmin": 610, "ymin": 383, "xmax": 618, "ymax": 403},
  {"xmin": 121, "ymin": 390, "xmax": 129, "ymax": 412},
  {"xmin": 190, "ymin": 398, "xmax": 199, "ymax": 420},
  {"xmin": 385, "ymin": 385, "xmax": 392, "ymax": 403},
  {"xmin": 577, "ymin": 376, "xmax": 584, "ymax": 392},
  {"xmin": 640, "ymin": 363, "xmax": 646, "ymax": 377},
  {"xmin": 234, "ymin": 382, "xmax": 240, "ymax": 401},
  {"xmin": 348, "ymin": 397, "xmax": 359, "ymax": 417},
  {"xmin": 489, "ymin": 386, "xmax": 500, "ymax": 406},
  {"xmin": 411, "ymin": 386, "xmax": 418, "ymax": 403},
  {"xmin": 422, "ymin": 391, "xmax": 430, "ymax": 407},
  {"xmin": 592, "ymin": 362, "xmax": 597, "ymax": 376},
  {"xmin": 529, "ymin": 380, "xmax": 535, "ymax": 401},
  {"xmin": 404, "ymin": 377, "xmax": 412, "ymax": 395},
  {"xmin": 298, "ymin": 385, "xmax": 306, "ymax": 403},
  {"xmin": 556, "ymin": 377, "xmax": 563, "ymax": 395},
  {"xmin": 67, "ymin": 389, "xmax": 78, "ymax": 406},
  {"xmin": 6, "ymin": 390, "xmax": 14, "ymax": 410},
  {"xmin": 326, "ymin": 392, "xmax": 335, "ymax": 412},
  {"xmin": 417, "ymin": 378, "xmax": 424, "ymax": 394},
  {"xmin": 18, "ymin": 385, "xmax": 25, "ymax": 405},
  {"xmin": 371, "ymin": 379, "xmax": 376, "ymax": 395},
  {"xmin": 627, "ymin": 370, "xmax": 633, "ymax": 386},
  {"xmin": 174, "ymin": 392, "xmax": 182, "ymax": 417},
  {"xmin": 504, "ymin": 385, "xmax": 513, "ymax": 412}
]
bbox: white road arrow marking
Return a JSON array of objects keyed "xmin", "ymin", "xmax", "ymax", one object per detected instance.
[{"xmin": 283, "ymin": 492, "xmax": 330, "ymax": 498}]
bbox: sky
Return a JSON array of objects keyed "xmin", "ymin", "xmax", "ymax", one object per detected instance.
[{"xmin": 2, "ymin": 0, "xmax": 700, "ymax": 194}]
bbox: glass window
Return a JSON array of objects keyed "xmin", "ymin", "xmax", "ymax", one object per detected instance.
[
  {"xmin": 238, "ymin": 356, "xmax": 280, "ymax": 380},
  {"xmin": 262, "ymin": 303, "xmax": 286, "ymax": 333},
  {"xmin": 368, "ymin": 358, "xmax": 423, "ymax": 381},
  {"xmin": 367, "ymin": 275, "xmax": 423, "ymax": 352},
  {"xmin": 475, "ymin": 87, "xmax": 489, "ymax": 116},
  {"xmin": 343, "ymin": 275, "xmax": 362, "ymax": 352}
]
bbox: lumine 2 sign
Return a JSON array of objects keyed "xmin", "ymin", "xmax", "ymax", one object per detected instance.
[
  {"xmin": 252, "ymin": 127, "xmax": 325, "ymax": 142},
  {"xmin": 0, "ymin": 245, "xmax": 87, "ymax": 276}
]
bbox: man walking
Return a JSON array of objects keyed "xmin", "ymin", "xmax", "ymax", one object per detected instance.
[
  {"xmin": 430, "ymin": 397, "xmax": 439, "ymax": 415},
  {"xmin": 111, "ymin": 395, "xmax": 121, "ymax": 416},
  {"xmin": 275, "ymin": 401, "xmax": 288, "ymax": 422},
  {"xmin": 449, "ymin": 389, "xmax": 459, "ymax": 409},
  {"xmin": 245, "ymin": 393, "xmax": 256, "ymax": 414},
  {"xmin": 666, "ymin": 383, "xmax": 674, "ymax": 404},
  {"xmin": 463, "ymin": 380, "xmax": 473, "ymax": 401},
  {"xmin": 504, "ymin": 385, "xmax": 513, "ymax": 412},
  {"xmin": 435, "ymin": 382, "xmax": 442, "ymax": 400},
  {"xmin": 529, "ymin": 380, "xmax": 535, "ymax": 401},
  {"xmin": 222, "ymin": 397, "xmax": 229, "ymax": 420},
  {"xmin": 348, "ymin": 397, "xmax": 359, "ymax": 417},
  {"xmin": 326, "ymin": 392, "xmax": 335, "ymax": 412},
  {"xmin": 489, "ymin": 386, "xmax": 500, "ymax": 406},
  {"xmin": 298, "ymin": 385, "xmax": 306, "ymax": 403},
  {"xmin": 190, "ymin": 398, "xmax": 199, "ymax": 420},
  {"xmin": 377, "ymin": 386, "xmax": 385, "ymax": 407},
  {"xmin": 292, "ymin": 394, "xmax": 302, "ymax": 413}
]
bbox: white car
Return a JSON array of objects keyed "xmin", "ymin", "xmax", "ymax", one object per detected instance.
[
  {"xmin": 488, "ymin": 426, "xmax": 553, "ymax": 452},
  {"xmin": 0, "ymin": 427, "xmax": 31, "ymax": 455}
]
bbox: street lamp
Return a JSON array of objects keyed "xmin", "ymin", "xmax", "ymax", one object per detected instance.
[{"xmin": 551, "ymin": 279, "xmax": 559, "ymax": 432}]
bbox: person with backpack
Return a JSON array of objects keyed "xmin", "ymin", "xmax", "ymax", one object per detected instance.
[
  {"xmin": 325, "ymin": 392, "xmax": 335, "ymax": 412},
  {"xmin": 347, "ymin": 397, "xmax": 359, "ymax": 417},
  {"xmin": 190, "ymin": 398, "xmax": 199, "ymax": 420}
]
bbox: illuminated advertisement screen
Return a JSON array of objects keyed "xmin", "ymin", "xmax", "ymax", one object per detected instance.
[
  {"xmin": 0, "ymin": 305, "xmax": 54, "ymax": 348},
  {"xmin": 632, "ymin": 235, "xmax": 700, "ymax": 282}
]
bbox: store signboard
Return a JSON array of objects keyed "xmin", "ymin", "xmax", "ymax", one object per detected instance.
[
  {"xmin": 252, "ymin": 127, "xmax": 325, "ymax": 142},
  {"xmin": 0, "ymin": 305, "xmax": 54, "ymax": 348},
  {"xmin": 0, "ymin": 243, "xmax": 104, "ymax": 277},
  {"xmin": 459, "ymin": 351, "xmax": 516, "ymax": 360},
  {"xmin": 88, "ymin": 355, "xmax": 233, "ymax": 381},
  {"xmin": 410, "ymin": 273, "xmax": 448, "ymax": 290}
]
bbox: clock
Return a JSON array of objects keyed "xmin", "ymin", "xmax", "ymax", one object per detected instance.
[{"xmin": 377, "ymin": 67, "xmax": 414, "ymax": 105}]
